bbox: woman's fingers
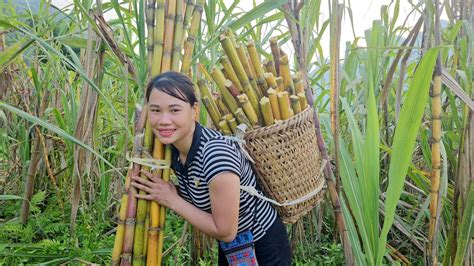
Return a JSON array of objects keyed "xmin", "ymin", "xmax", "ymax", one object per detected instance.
[
  {"xmin": 131, "ymin": 180, "xmax": 153, "ymax": 194},
  {"xmin": 141, "ymin": 170, "xmax": 161, "ymax": 181},
  {"xmin": 134, "ymin": 193, "xmax": 154, "ymax": 201},
  {"xmin": 132, "ymin": 175, "xmax": 160, "ymax": 189}
]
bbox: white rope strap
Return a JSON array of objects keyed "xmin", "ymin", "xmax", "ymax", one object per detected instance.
[
  {"xmin": 223, "ymin": 124, "xmax": 255, "ymax": 163},
  {"xmin": 240, "ymin": 159, "xmax": 328, "ymax": 206},
  {"xmin": 126, "ymin": 152, "xmax": 170, "ymax": 171}
]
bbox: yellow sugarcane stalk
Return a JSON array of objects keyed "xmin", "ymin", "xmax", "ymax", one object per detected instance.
[
  {"xmin": 216, "ymin": 96, "xmax": 230, "ymax": 115},
  {"xmin": 157, "ymin": 145, "xmax": 172, "ymax": 265},
  {"xmin": 224, "ymin": 114, "xmax": 237, "ymax": 133},
  {"xmin": 219, "ymin": 120, "xmax": 233, "ymax": 135},
  {"xmin": 146, "ymin": 139, "xmax": 164, "ymax": 266},
  {"xmin": 236, "ymin": 44, "xmax": 262, "ymax": 99},
  {"xmin": 146, "ymin": 0, "xmax": 156, "ymax": 72},
  {"xmin": 210, "ymin": 68, "xmax": 239, "ymax": 113},
  {"xmin": 111, "ymin": 171, "xmax": 131, "ymax": 265},
  {"xmin": 234, "ymin": 108, "xmax": 252, "ymax": 129},
  {"xmin": 260, "ymin": 97, "xmax": 274, "ymax": 126},
  {"xmin": 269, "ymin": 37, "xmax": 280, "ymax": 75},
  {"xmin": 264, "ymin": 60, "xmax": 277, "ymax": 76},
  {"xmin": 279, "ymin": 55, "xmax": 295, "ymax": 95},
  {"xmin": 297, "ymin": 92, "xmax": 308, "ymax": 109},
  {"xmin": 275, "ymin": 76, "xmax": 284, "ymax": 92},
  {"xmin": 267, "ymin": 88, "xmax": 281, "ymax": 120},
  {"xmin": 182, "ymin": 0, "xmax": 195, "ymax": 30},
  {"xmin": 220, "ymin": 56, "xmax": 243, "ymax": 93},
  {"xmin": 151, "ymin": 0, "xmax": 165, "ymax": 76},
  {"xmin": 290, "ymin": 95, "xmax": 302, "ymax": 114},
  {"xmin": 237, "ymin": 94, "xmax": 259, "ymax": 126},
  {"xmin": 264, "ymin": 72, "xmax": 278, "ymax": 89},
  {"xmin": 171, "ymin": 0, "xmax": 184, "ymax": 71},
  {"xmin": 277, "ymin": 91, "xmax": 291, "ymax": 120},
  {"xmin": 161, "ymin": 0, "xmax": 176, "ymax": 72},
  {"xmin": 197, "ymin": 79, "xmax": 219, "ymax": 113},
  {"xmin": 181, "ymin": 0, "xmax": 204, "ymax": 73},
  {"xmin": 202, "ymin": 96, "xmax": 222, "ymax": 128},
  {"xmin": 132, "ymin": 122, "xmax": 154, "ymax": 266},
  {"xmin": 429, "ymin": 75, "xmax": 442, "ymax": 262},
  {"xmin": 247, "ymin": 41, "xmax": 268, "ymax": 94}
]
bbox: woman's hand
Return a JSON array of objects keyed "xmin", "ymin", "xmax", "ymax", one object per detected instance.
[{"xmin": 131, "ymin": 170, "xmax": 179, "ymax": 209}]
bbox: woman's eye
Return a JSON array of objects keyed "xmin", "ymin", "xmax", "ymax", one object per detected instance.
[
  {"xmin": 171, "ymin": 109, "xmax": 180, "ymax": 113},
  {"xmin": 151, "ymin": 109, "xmax": 160, "ymax": 113}
]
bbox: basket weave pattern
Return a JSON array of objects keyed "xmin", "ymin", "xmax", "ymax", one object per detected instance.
[{"xmin": 244, "ymin": 107, "xmax": 324, "ymax": 223}]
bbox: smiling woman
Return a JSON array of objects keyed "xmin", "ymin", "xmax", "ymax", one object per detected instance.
[{"xmin": 132, "ymin": 71, "xmax": 292, "ymax": 265}]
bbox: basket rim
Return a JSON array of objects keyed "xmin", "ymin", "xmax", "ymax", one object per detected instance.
[{"xmin": 244, "ymin": 106, "xmax": 313, "ymax": 137}]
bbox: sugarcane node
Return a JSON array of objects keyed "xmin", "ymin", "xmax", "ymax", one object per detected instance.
[
  {"xmin": 155, "ymin": 40, "xmax": 164, "ymax": 45},
  {"xmin": 430, "ymin": 92, "xmax": 441, "ymax": 97},
  {"xmin": 162, "ymin": 51, "xmax": 172, "ymax": 56},
  {"xmin": 148, "ymin": 226, "xmax": 162, "ymax": 232},
  {"xmin": 173, "ymin": 45, "xmax": 182, "ymax": 51},
  {"xmin": 429, "ymin": 136, "xmax": 441, "ymax": 144},
  {"xmin": 120, "ymin": 253, "xmax": 132, "ymax": 261},
  {"xmin": 256, "ymin": 78, "xmax": 265, "ymax": 86},
  {"xmin": 432, "ymin": 115, "xmax": 442, "ymax": 120},
  {"xmin": 175, "ymin": 14, "xmax": 183, "ymax": 21},
  {"xmin": 156, "ymin": 2, "xmax": 165, "ymax": 8},
  {"xmin": 186, "ymin": 35, "xmax": 196, "ymax": 42},
  {"xmin": 194, "ymin": 5, "xmax": 203, "ymax": 12},
  {"xmin": 431, "ymin": 166, "xmax": 441, "ymax": 170},
  {"xmin": 147, "ymin": 46, "xmax": 153, "ymax": 51},
  {"xmin": 117, "ymin": 218, "xmax": 126, "ymax": 225},
  {"xmin": 125, "ymin": 218, "xmax": 136, "ymax": 225},
  {"xmin": 186, "ymin": 0, "xmax": 194, "ymax": 4},
  {"xmin": 135, "ymin": 220, "xmax": 145, "ymax": 225},
  {"xmin": 166, "ymin": 14, "xmax": 176, "ymax": 20}
]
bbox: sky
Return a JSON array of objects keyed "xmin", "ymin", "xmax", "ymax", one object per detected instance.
[{"xmin": 50, "ymin": 0, "xmax": 442, "ymax": 57}]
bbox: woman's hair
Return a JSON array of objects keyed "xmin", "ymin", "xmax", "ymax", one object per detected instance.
[{"xmin": 145, "ymin": 71, "xmax": 197, "ymax": 106}]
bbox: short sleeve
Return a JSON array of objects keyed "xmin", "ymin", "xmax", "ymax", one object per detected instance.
[{"xmin": 202, "ymin": 139, "xmax": 241, "ymax": 184}]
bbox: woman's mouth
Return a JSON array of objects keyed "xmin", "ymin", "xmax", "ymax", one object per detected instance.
[{"xmin": 158, "ymin": 129, "xmax": 175, "ymax": 137}]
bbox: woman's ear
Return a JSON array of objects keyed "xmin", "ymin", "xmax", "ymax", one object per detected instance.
[{"xmin": 192, "ymin": 102, "xmax": 199, "ymax": 121}]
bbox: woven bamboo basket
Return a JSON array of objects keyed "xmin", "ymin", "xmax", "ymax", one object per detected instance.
[{"xmin": 244, "ymin": 107, "xmax": 325, "ymax": 224}]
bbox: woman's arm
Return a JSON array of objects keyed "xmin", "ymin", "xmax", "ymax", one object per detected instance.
[{"xmin": 132, "ymin": 171, "xmax": 240, "ymax": 242}]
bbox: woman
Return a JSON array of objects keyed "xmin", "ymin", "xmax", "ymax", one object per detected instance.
[{"xmin": 131, "ymin": 71, "xmax": 291, "ymax": 265}]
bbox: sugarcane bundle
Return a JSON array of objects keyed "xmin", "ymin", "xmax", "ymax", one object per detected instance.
[
  {"xmin": 111, "ymin": 1, "xmax": 204, "ymax": 265},
  {"xmin": 198, "ymin": 32, "xmax": 309, "ymax": 133},
  {"xmin": 200, "ymin": 31, "xmax": 324, "ymax": 224}
]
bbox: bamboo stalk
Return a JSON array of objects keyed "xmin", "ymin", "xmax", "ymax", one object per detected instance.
[
  {"xmin": 267, "ymin": 88, "xmax": 281, "ymax": 120},
  {"xmin": 132, "ymin": 122, "xmax": 154, "ymax": 266},
  {"xmin": 160, "ymin": 0, "xmax": 176, "ymax": 72},
  {"xmin": 151, "ymin": 0, "xmax": 165, "ymax": 76},
  {"xmin": 279, "ymin": 55, "xmax": 295, "ymax": 95},
  {"xmin": 157, "ymin": 145, "xmax": 172, "ymax": 265},
  {"xmin": 269, "ymin": 37, "xmax": 280, "ymax": 75},
  {"xmin": 181, "ymin": 0, "xmax": 204, "ymax": 73},
  {"xmin": 237, "ymin": 94, "xmax": 258, "ymax": 126},
  {"xmin": 171, "ymin": 0, "xmax": 184, "ymax": 71},
  {"xmin": 146, "ymin": 139, "xmax": 164, "ymax": 266},
  {"xmin": 260, "ymin": 97, "xmax": 274, "ymax": 126},
  {"xmin": 220, "ymin": 57, "xmax": 243, "ymax": 93}
]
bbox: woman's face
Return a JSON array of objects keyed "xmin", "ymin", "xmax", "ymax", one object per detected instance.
[{"xmin": 148, "ymin": 89, "xmax": 197, "ymax": 146}]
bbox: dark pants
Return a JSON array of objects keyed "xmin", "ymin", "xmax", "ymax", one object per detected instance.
[{"xmin": 218, "ymin": 216, "xmax": 292, "ymax": 265}]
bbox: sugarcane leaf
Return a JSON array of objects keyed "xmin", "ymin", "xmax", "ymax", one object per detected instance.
[
  {"xmin": 453, "ymin": 184, "xmax": 474, "ymax": 265},
  {"xmin": 0, "ymin": 101, "xmax": 121, "ymax": 177},
  {"xmin": 0, "ymin": 195, "xmax": 24, "ymax": 200},
  {"xmin": 228, "ymin": 0, "xmax": 287, "ymax": 31},
  {"xmin": 0, "ymin": 37, "xmax": 34, "ymax": 72},
  {"xmin": 377, "ymin": 47, "xmax": 440, "ymax": 264}
]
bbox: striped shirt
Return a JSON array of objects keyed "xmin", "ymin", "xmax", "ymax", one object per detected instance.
[{"xmin": 171, "ymin": 123, "xmax": 277, "ymax": 241}]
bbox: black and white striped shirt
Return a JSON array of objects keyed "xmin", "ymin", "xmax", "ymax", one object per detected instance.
[{"xmin": 171, "ymin": 123, "xmax": 277, "ymax": 241}]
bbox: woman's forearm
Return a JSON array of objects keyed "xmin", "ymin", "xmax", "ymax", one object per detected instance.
[{"xmin": 170, "ymin": 196, "xmax": 237, "ymax": 242}]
